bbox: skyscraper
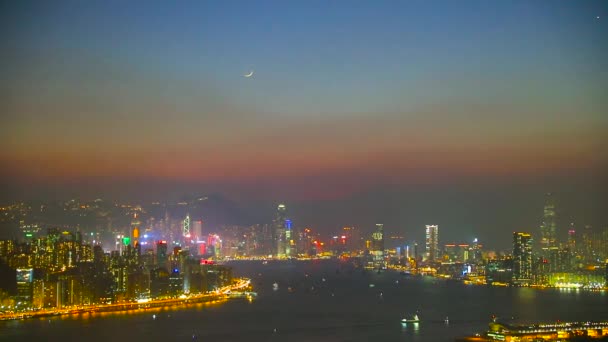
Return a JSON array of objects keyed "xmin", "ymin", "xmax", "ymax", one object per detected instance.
[
  {"xmin": 156, "ymin": 240, "xmax": 168, "ymax": 267},
  {"xmin": 371, "ymin": 223, "xmax": 385, "ymax": 269},
  {"xmin": 540, "ymin": 193, "xmax": 557, "ymax": 250},
  {"xmin": 425, "ymin": 225, "xmax": 439, "ymax": 262},
  {"xmin": 183, "ymin": 214, "xmax": 191, "ymax": 238},
  {"xmin": 273, "ymin": 204, "xmax": 287, "ymax": 257},
  {"xmin": 513, "ymin": 232, "xmax": 533, "ymax": 285},
  {"xmin": 192, "ymin": 220, "xmax": 203, "ymax": 241},
  {"xmin": 130, "ymin": 213, "xmax": 140, "ymax": 246}
]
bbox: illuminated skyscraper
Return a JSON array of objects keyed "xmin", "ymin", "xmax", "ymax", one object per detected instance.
[
  {"xmin": 540, "ymin": 193, "xmax": 557, "ymax": 250},
  {"xmin": 16, "ymin": 268, "xmax": 34, "ymax": 303},
  {"xmin": 513, "ymin": 232, "xmax": 533, "ymax": 285},
  {"xmin": 425, "ymin": 225, "xmax": 439, "ymax": 262},
  {"xmin": 183, "ymin": 214, "xmax": 191, "ymax": 238},
  {"xmin": 273, "ymin": 204, "xmax": 287, "ymax": 257},
  {"xmin": 371, "ymin": 224, "xmax": 384, "ymax": 251},
  {"xmin": 371, "ymin": 224, "xmax": 385, "ymax": 269},
  {"xmin": 285, "ymin": 219, "xmax": 294, "ymax": 257},
  {"xmin": 130, "ymin": 213, "xmax": 140, "ymax": 246}
]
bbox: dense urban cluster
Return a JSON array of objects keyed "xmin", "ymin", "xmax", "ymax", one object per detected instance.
[
  {"xmin": 0, "ymin": 193, "xmax": 607, "ymax": 315},
  {"xmin": 388, "ymin": 194, "xmax": 608, "ymax": 290}
]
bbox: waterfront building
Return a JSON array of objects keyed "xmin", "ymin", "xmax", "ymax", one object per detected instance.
[
  {"xmin": 150, "ymin": 267, "xmax": 170, "ymax": 298},
  {"xmin": 425, "ymin": 225, "xmax": 439, "ymax": 262},
  {"xmin": 443, "ymin": 243, "xmax": 470, "ymax": 263},
  {"xmin": 485, "ymin": 258, "xmax": 513, "ymax": 285},
  {"xmin": 370, "ymin": 223, "xmax": 386, "ymax": 269},
  {"xmin": 273, "ymin": 204, "xmax": 288, "ymax": 257},
  {"xmin": 483, "ymin": 320, "xmax": 608, "ymax": 341},
  {"xmin": 512, "ymin": 232, "xmax": 533, "ymax": 285},
  {"xmin": 16, "ymin": 268, "xmax": 34, "ymax": 304}
]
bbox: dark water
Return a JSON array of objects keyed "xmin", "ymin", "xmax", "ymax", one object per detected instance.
[{"xmin": 1, "ymin": 259, "xmax": 607, "ymax": 341}]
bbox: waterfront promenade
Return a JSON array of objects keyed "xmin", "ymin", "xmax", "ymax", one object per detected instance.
[{"xmin": 0, "ymin": 278, "xmax": 251, "ymax": 321}]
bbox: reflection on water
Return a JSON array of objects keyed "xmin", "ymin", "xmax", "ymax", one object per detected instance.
[
  {"xmin": 401, "ymin": 322, "xmax": 420, "ymax": 334},
  {"xmin": 2, "ymin": 260, "xmax": 607, "ymax": 342}
]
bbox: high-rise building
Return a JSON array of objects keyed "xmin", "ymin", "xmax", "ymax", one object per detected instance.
[
  {"xmin": 16, "ymin": 268, "xmax": 34, "ymax": 303},
  {"xmin": 192, "ymin": 220, "xmax": 203, "ymax": 241},
  {"xmin": 567, "ymin": 224, "xmax": 576, "ymax": 252},
  {"xmin": 285, "ymin": 219, "xmax": 294, "ymax": 257},
  {"xmin": 425, "ymin": 225, "xmax": 439, "ymax": 262},
  {"xmin": 513, "ymin": 232, "xmax": 533, "ymax": 285},
  {"xmin": 130, "ymin": 213, "xmax": 140, "ymax": 246},
  {"xmin": 183, "ymin": 214, "xmax": 191, "ymax": 238},
  {"xmin": 370, "ymin": 224, "xmax": 386, "ymax": 269},
  {"xmin": 273, "ymin": 204, "xmax": 287, "ymax": 257},
  {"xmin": 372, "ymin": 224, "xmax": 384, "ymax": 251},
  {"xmin": 540, "ymin": 193, "xmax": 557, "ymax": 250},
  {"xmin": 156, "ymin": 240, "xmax": 168, "ymax": 267}
]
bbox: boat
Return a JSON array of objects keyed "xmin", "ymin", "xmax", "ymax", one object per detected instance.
[{"xmin": 401, "ymin": 314, "xmax": 420, "ymax": 323}]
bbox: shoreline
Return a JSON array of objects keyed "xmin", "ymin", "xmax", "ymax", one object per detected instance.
[{"xmin": 0, "ymin": 278, "xmax": 252, "ymax": 322}]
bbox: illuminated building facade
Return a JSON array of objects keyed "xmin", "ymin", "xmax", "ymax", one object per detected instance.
[
  {"xmin": 16, "ymin": 268, "xmax": 34, "ymax": 303},
  {"xmin": 273, "ymin": 204, "xmax": 287, "ymax": 257},
  {"xmin": 183, "ymin": 214, "xmax": 191, "ymax": 239},
  {"xmin": 285, "ymin": 219, "xmax": 294, "ymax": 258},
  {"xmin": 539, "ymin": 193, "xmax": 557, "ymax": 251},
  {"xmin": 513, "ymin": 232, "xmax": 533, "ymax": 285},
  {"xmin": 370, "ymin": 224, "xmax": 386, "ymax": 269},
  {"xmin": 131, "ymin": 213, "xmax": 140, "ymax": 246},
  {"xmin": 443, "ymin": 244, "xmax": 470, "ymax": 263},
  {"xmin": 425, "ymin": 225, "xmax": 439, "ymax": 262}
]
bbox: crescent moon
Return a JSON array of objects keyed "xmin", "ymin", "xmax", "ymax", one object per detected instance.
[{"xmin": 243, "ymin": 70, "xmax": 254, "ymax": 78}]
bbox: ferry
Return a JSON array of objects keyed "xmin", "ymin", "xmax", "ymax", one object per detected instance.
[{"xmin": 401, "ymin": 314, "xmax": 420, "ymax": 323}]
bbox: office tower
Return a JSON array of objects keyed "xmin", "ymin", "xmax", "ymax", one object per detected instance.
[
  {"xmin": 273, "ymin": 204, "xmax": 287, "ymax": 257},
  {"xmin": 16, "ymin": 268, "xmax": 34, "ymax": 304},
  {"xmin": 425, "ymin": 225, "xmax": 439, "ymax": 262},
  {"xmin": 156, "ymin": 240, "xmax": 168, "ymax": 267},
  {"xmin": 183, "ymin": 214, "xmax": 191, "ymax": 238},
  {"xmin": 582, "ymin": 225, "xmax": 594, "ymax": 262},
  {"xmin": 539, "ymin": 193, "xmax": 557, "ymax": 250},
  {"xmin": 285, "ymin": 219, "xmax": 294, "ymax": 257},
  {"xmin": 371, "ymin": 224, "xmax": 386, "ymax": 269},
  {"xmin": 372, "ymin": 224, "xmax": 384, "ymax": 251},
  {"xmin": 131, "ymin": 213, "xmax": 140, "ymax": 246},
  {"xmin": 512, "ymin": 232, "xmax": 533, "ymax": 285},
  {"xmin": 567, "ymin": 224, "xmax": 576, "ymax": 252},
  {"xmin": 192, "ymin": 220, "xmax": 203, "ymax": 241}
]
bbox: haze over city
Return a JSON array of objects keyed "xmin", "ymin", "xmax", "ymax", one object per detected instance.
[
  {"xmin": 2, "ymin": 1, "xmax": 607, "ymax": 248},
  {"xmin": 2, "ymin": 2, "xmax": 608, "ymax": 341}
]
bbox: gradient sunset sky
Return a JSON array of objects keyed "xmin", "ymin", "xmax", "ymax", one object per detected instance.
[{"xmin": 1, "ymin": 1, "xmax": 607, "ymax": 243}]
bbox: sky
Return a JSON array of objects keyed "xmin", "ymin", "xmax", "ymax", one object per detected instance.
[{"xmin": 1, "ymin": 1, "xmax": 607, "ymax": 247}]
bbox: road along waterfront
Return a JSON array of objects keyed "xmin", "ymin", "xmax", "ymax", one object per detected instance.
[{"xmin": 0, "ymin": 278, "xmax": 252, "ymax": 321}]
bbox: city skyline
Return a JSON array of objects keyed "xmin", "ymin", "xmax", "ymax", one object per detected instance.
[
  {"xmin": 0, "ymin": 191, "xmax": 604, "ymax": 253},
  {"xmin": 2, "ymin": 1, "xmax": 608, "ymax": 341},
  {"xmin": 1, "ymin": 1, "xmax": 607, "ymax": 255}
]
